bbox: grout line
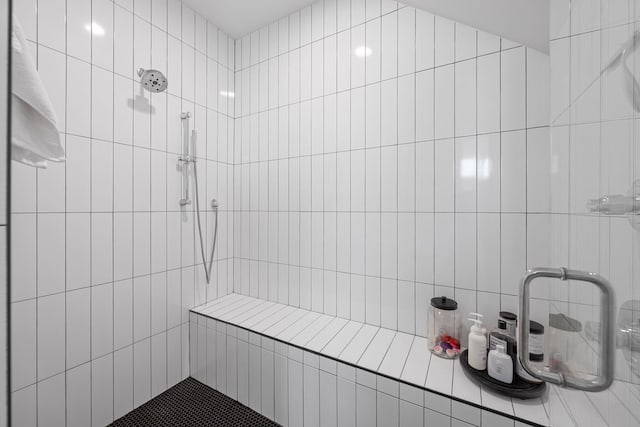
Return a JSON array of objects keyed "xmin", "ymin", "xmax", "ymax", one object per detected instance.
[
  {"xmin": 111, "ymin": 0, "xmax": 117, "ymax": 418},
  {"xmin": 5, "ymin": 0, "xmax": 13, "ymax": 421},
  {"xmin": 31, "ymin": 1, "xmax": 41, "ymax": 424},
  {"xmin": 450, "ymin": 19, "xmax": 457, "ymax": 399},
  {"xmin": 89, "ymin": 0, "xmax": 94, "ymax": 421},
  {"xmin": 148, "ymin": 0, "xmax": 155, "ymax": 399},
  {"xmin": 62, "ymin": 0, "xmax": 68, "ymax": 423}
]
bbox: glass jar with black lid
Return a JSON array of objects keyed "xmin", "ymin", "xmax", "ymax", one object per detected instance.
[{"xmin": 427, "ymin": 296, "xmax": 461, "ymax": 359}]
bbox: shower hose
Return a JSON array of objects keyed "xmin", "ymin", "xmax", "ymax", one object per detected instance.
[{"xmin": 192, "ymin": 160, "xmax": 218, "ymax": 285}]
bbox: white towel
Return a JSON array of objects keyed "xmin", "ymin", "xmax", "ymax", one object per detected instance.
[{"xmin": 11, "ymin": 17, "xmax": 65, "ymax": 168}]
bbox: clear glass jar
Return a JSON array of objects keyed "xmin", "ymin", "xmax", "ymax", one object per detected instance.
[
  {"xmin": 548, "ymin": 313, "xmax": 587, "ymax": 376},
  {"xmin": 427, "ymin": 296, "xmax": 461, "ymax": 359}
]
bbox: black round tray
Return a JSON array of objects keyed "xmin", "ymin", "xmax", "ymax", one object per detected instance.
[{"xmin": 459, "ymin": 350, "xmax": 547, "ymax": 399}]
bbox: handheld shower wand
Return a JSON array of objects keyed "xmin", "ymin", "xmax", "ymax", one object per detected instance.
[{"xmin": 193, "ymin": 171, "xmax": 218, "ymax": 285}]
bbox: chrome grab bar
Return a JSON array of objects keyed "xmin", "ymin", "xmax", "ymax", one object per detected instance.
[{"xmin": 518, "ymin": 267, "xmax": 615, "ymax": 391}]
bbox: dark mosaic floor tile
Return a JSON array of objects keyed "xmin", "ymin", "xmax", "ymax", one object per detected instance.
[{"xmin": 109, "ymin": 377, "xmax": 281, "ymax": 427}]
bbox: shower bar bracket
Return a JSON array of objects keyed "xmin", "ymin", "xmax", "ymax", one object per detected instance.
[
  {"xmin": 587, "ymin": 180, "xmax": 640, "ymax": 231},
  {"xmin": 587, "ymin": 194, "xmax": 640, "ymax": 215},
  {"xmin": 178, "ymin": 156, "xmax": 196, "ymax": 163}
]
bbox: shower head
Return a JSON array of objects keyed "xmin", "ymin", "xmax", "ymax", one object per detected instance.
[{"xmin": 137, "ymin": 68, "xmax": 168, "ymax": 93}]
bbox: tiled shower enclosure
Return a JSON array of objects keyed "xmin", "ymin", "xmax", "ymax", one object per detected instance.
[{"xmin": 5, "ymin": 0, "xmax": 640, "ymax": 426}]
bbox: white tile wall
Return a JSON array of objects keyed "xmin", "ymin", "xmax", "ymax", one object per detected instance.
[
  {"xmin": 191, "ymin": 312, "xmax": 524, "ymax": 427},
  {"xmin": 232, "ymin": 0, "xmax": 550, "ymax": 337},
  {"xmin": 11, "ymin": 0, "xmax": 235, "ymax": 425}
]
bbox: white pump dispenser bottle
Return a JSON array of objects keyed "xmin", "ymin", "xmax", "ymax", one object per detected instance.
[{"xmin": 468, "ymin": 313, "xmax": 487, "ymax": 370}]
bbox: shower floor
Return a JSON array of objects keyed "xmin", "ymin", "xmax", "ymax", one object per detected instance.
[{"xmin": 109, "ymin": 377, "xmax": 281, "ymax": 427}]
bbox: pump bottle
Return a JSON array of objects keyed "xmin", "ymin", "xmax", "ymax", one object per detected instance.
[{"xmin": 467, "ymin": 313, "xmax": 487, "ymax": 370}]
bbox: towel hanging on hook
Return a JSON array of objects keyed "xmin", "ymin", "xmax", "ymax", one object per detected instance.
[{"xmin": 11, "ymin": 16, "xmax": 65, "ymax": 168}]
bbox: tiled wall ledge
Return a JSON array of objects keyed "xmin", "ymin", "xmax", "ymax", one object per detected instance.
[{"xmin": 190, "ymin": 294, "xmax": 549, "ymax": 426}]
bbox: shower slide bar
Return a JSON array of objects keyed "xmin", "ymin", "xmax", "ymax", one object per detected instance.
[{"xmin": 179, "ymin": 112, "xmax": 194, "ymax": 206}]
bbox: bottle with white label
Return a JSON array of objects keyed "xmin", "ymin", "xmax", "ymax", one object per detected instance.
[
  {"xmin": 527, "ymin": 320, "xmax": 545, "ymax": 362},
  {"xmin": 515, "ymin": 320, "xmax": 545, "ymax": 383},
  {"xmin": 488, "ymin": 344, "xmax": 513, "ymax": 384},
  {"xmin": 490, "ymin": 319, "xmax": 509, "ymax": 351}
]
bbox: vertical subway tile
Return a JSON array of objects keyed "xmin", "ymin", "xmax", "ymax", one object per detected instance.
[
  {"xmin": 11, "ymin": 300, "xmax": 37, "ymax": 390},
  {"xmin": 38, "ymin": 293, "xmax": 66, "ymax": 380},
  {"xmin": 38, "ymin": 0, "xmax": 66, "ymax": 52},
  {"xmin": 66, "ymin": 363, "xmax": 91, "ymax": 427},
  {"xmin": 67, "ymin": 0, "xmax": 92, "ymax": 62},
  {"xmin": 66, "ymin": 287, "xmax": 91, "ymax": 368},
  {"xmin": 37, "ymin": 373, "xmax": 66, "ymax": 427},
  {"xmin": 92, "ymin": 354, "xmax": 114, "ymax": 426},
  {"xmin": 37, "ymin": 213, "xmax": 66, "ymax": 296},
  {"xmin": 501, "ymin": 46, "xmax": 526, "ymax": 131},
  {"xmin": 93, "ymin": 0, "xmax": 115, "ymax": 70}
]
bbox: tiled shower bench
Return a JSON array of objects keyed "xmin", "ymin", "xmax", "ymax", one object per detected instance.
[{"xmin": 189, "ymin": 294, "xmax": 616, "ymax": 427}]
